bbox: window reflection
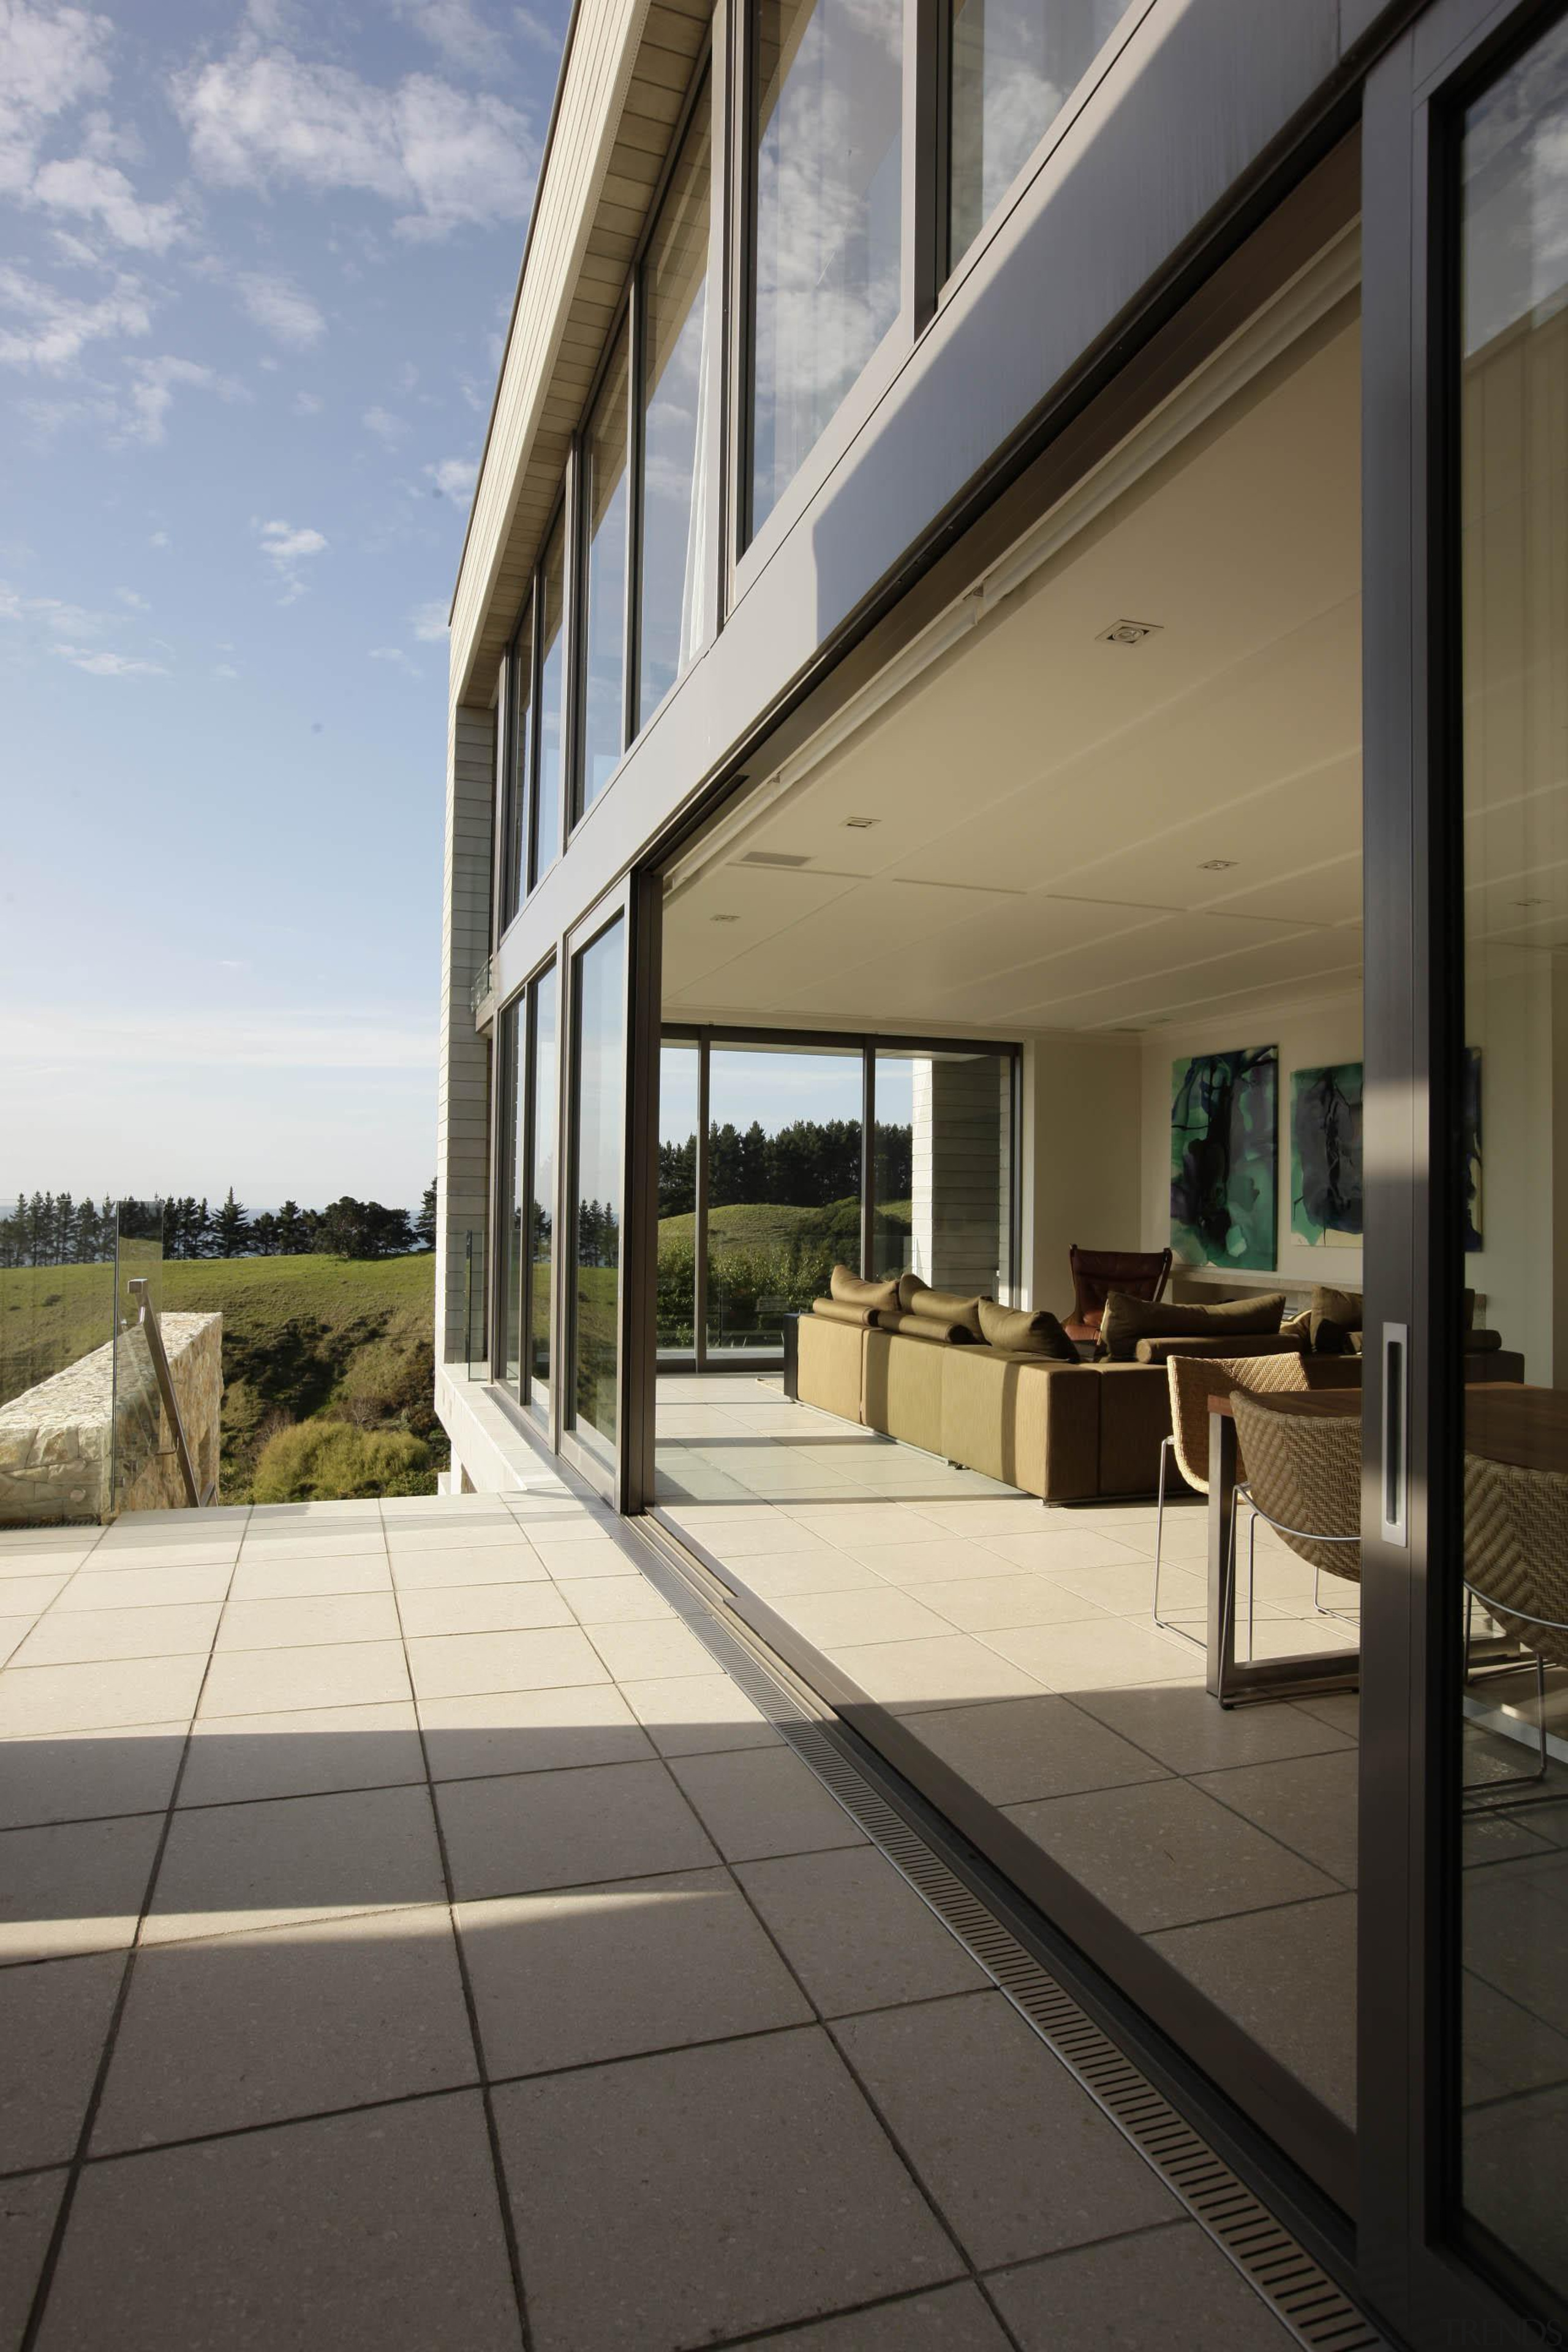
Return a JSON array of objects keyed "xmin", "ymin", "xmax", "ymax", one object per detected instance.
[
  {"xmin": 749, "ymin": 0, "xmax": 902, "ymax": 538},
  {"xmin": 579, "ymin": 329, "xmax": 631, "ymax": 814},
  {"xmin": 533, "ymin": 516, "xmax": 567, "ymax": 884},
  {"xmin": 528, "ymin": 967, "xmax": 557, "ymax": 1419},
  {"xmin": 872, "ymin": 1048, "xmax": 1012, "ymax": 1294},
  {"xmin": 657, "ymin": 1041, "xmax": 699, "ymax": 1357},
  {"xmin": 499, "ymin": 996, "xmax": 524, "ymax": 1390},
  {"xmin": 502, "ymin": 607, "xmax": 532, "ymax": 927},
  {"xmin": 571, "ymin": 922, "xmax": 625, "ymax": 1458},
  {"xmin": 640, "ymin": 92, "xmax": 713, "ymax": 725},
  {"xmin": 947, "ymin": 0, "xmax": 1133, "ymax": 269}
]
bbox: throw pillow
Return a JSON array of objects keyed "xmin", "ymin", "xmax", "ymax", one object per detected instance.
[
  {"xmin": 1308, "ymin": 1285, "xmax": 1362, "ymax": 1353},
  {"xmin": 1097, "ymin": 1289, "xmax": 1287, "ymax": 1362},
  {"xmin": 977, "ymin": 1301, "xmax": 1078, "ymax": 1359},
  {"xmin": 829, "ymin": 1264, "xmax": 899, "ymax": 1313},
  {"xmin": 898, "ymin": 1273, "xmax": 985, "ymax": 1335}
]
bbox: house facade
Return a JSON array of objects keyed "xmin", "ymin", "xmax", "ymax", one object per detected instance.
[{"xmin": 437, "ymin": 0, "xmax": 1568, "ymax": 2339}]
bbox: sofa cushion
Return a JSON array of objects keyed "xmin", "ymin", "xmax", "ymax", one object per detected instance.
[
  {"xmin": 1098, "ymin": 1289, "xmax": 1286, "ymax": 1361},
  {"xmin": 876, "ymin": 1310, "xmax": 977, "ymax": 1343},
  {"xmin": 810, "ymin": 1298, "xmax": 881, "ymax": 1329},
  {"xmin": 1132, "ymin": 1332, "xmax": 1302, "ymax": 1366},
  {"xmin": 977, "ymin": 1300, "xmax": 1077, "ymax": 1360},
  {"xmin": 1308, "ymin": 1284, "xmax": 1362, "ymax": 1352},
  {"xmin": 830, "ymin": 1264, "xmax": 899, "ymax": 1313},
  {"xmin": 898, "ymin": 1274, "xmax": 985, "ymax": 1335}
]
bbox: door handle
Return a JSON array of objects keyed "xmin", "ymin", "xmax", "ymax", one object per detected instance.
[{"xmin": 1381, "ymin": 1322, "xmax": 1408, "ymax": 1548}]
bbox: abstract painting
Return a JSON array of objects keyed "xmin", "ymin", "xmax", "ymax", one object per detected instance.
[
  {"xmin": 1170, "ymin": 1046, "xmax": 1278, "ymax": 1270},
  {"xmin": 1291, "ymin": 1063, "xmax": 1363, "ymax": 1249},
  {"xmin": 1462, "ymin": 1046, "xmax": 1483, "ymax": 1253}
]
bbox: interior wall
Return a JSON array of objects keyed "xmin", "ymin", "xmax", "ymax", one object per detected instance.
[
  {"xmin": 1137, "ymin": 989, "xmax": 1365, "ymax": 1297},
  {"xmin": 1022, "ymin": 1033, "xmax": 1142, "ymax": 1317}
]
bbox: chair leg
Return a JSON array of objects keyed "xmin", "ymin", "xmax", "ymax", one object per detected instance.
[
  {"xmin": 1246, "ymin": 1505, "xmax": 1257, "ymax": 1664},
  {"xmin": 1152, "ymin": 1438, "xmax": 1202, "ymax": 1648},
  {"xmin": 1463, "ymin": 1651, "xmax": 1555, "ymax": 1806}
]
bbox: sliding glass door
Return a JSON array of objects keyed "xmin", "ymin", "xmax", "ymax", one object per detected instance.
[{"xmin": 566, "ymin": 913, "xmax": 627, "ymax": 1481}]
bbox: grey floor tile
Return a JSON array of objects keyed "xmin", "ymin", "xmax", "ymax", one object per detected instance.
[
  {"xmin": 394, "ymin": 1581, "xmax": 575, "ymax": 1638},
  {"xmin": 0, "ymin": 1951, "xmax": 123, "ymax": 2169},
  {"xmin": 1461, "ymin": 1970, "xmax": 1568, "ymax": 2104},
  {"xmin": 198, "ymin": 1640, "xmax": 410, "ymax": 1719},
  {"xmin": 420, "ymin": 1683, "xmax": 653, "ymax": 1779},
  {"xmin": 1, "ymin": 2171, "xmax": 66, "ymax": 2352},
  {"xmin": 36, "ymin": 2092, "xmax": 519, "ymax": 2352},
  {"xmin": 0, "ymin": 1656, "xmax": 206, "ymax": 1738},
  {"xmin": 405, "ymin": 1626, "xmax": 609, "ymax": 1702},
  {"xmin": 1150, "ymin": 1895, "xmax": 1358, "ymax": 2124},
  {"xmin": 10, "ymin": 1604, "xmax": 221, "ymax": 1670},
  {"xmin": 669, "ymin": 1746, "xmax": 868, "ymax": 1863},
  {"xmin": 494, "ymin": 2027, "xmax": 961, "ymax": 2351},
  {"xmin": 93, "ymin": 1905, "xmax": 476, "ymax": 2152},
  {"xmin": 0, "ymin": 1814, "xmax": 163, "ymax": 1962},
  {"xmin": 910, "ymin": 1696, "xmax": 1168, "ymax": 1807},
  {"xmin": 460, "ymin": 1865, "xmax": 812, "ymax": 2076},
  {"xmin": 1071, "ymin": 1685, "xmax": 1355, "ymax": 1775},
  {"xmin": 1193, "ymin": 1751, "xmax": 1359, "ymax": 1888},
  {"xmin": 618, "ymin": 1672, "xmax": 782, "ymax": 1757},
  {"xmin": 834, "ymin": 1992, "xmax": 1177, "ymax": 2267},
  {"xmin": 216, "ymin": 1593, "xmax": 402, "ymax": 1652},
  {"xmin": 1463, "ymin": 2081, "xmax": 1568, "ymax": 2288},
  {"xmin": 177, "ymin": 1702, "xmax": 425, "ymax": 1809},
  {"xmin": 1001, "ymin": 1779, "xmax": 1335, "ymax": 1934},
  {"xmin": 145, "ymin": 1784, "xmax": 445, "ymax": 1943},
  {"xmin": 0, "ymin": 1725, "xmax": 186, "ymax": 1831},
  {"xmin": 438, "ymin": 1758, "xmax": 718, "ymax": 1899},
  {"xmin": 740, "ymin": 2284, "xmax": 1013, "ymax": 2350},
  {"xmin": 737, "ymin": 1846, "xmax": 987, "ymax": 2015},
  {"xmin": 983, "ymin": 1616, "xmax": 1199, "ymax": 1693},
  {"xmin": 990, "ymin": 2220, "xmax": 1294, "ymax": 2348}
]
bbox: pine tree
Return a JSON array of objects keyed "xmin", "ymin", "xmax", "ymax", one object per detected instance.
[
  {"xmin": 213, "ymin": 1188, "xmax": 251, "ymax": 1257},
  {"xmin": 275, "ymin": 1200, "xmax": 305, "ymax": 1254},
  {"xmin": 416, "ymin": 1180, "xmax": 437, "ymax": 1251}
]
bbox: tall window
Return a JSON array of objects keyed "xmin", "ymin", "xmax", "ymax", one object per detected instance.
[
  {"xmin": 748, "ymin": 0, "xmax": 902, "ymax": 539},
  {"xmin": 500, "ymin": 604, "xmax": 532, "ymax": 929},
  {"xmin": 946, "ymin": 0, "xmax": 1132, "ymax": 271},
  {"xmin": 639, "ymin": 91, "xmax": 714, "ymax": 725},
  {"xmin": 570, "ymin": 921, "xmax": 625, "ymax": 1460},
  {"xmin": 872, "ymin": 1047, "xmax": 1013, "ymax": 1294},
  {"xmin": 497, "ymin": 997, "xmax": 524, "ymax": 1389},
  {"xmin": 657, "ymin": 1040, "xmax": 699, "ymax": 1356},
  {"xmin": 578, "ymin": 330, "xmax": 631, "ymax": 815},
  {"xmin": 527, "ymin": 966, "xmax": 557, "ymax": 1419},
  {"xmin": 533, "ymin": 514, "xmax": 567, "ymax": 884}
]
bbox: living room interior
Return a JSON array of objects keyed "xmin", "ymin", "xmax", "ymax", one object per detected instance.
[{"xmin": 641, "ymin": 277, "xmax": 1568, "ymax": 2201}]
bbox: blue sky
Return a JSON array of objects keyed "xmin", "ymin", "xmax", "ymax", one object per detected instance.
[{"xmin": 0, "ymin": 0, "xmax": 569, "ymax": 1213}]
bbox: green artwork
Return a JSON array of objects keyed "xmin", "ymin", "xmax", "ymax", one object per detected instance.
[
  {"xmin": 1170, "ymin": 1046, "xmax": 1278, "ymax": 1270},
  {"xmin": 1291, "ymin": 1063, "xmax": 1363, "ymax": 1249}
]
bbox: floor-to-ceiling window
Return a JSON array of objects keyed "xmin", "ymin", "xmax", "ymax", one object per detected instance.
[
  {"xmin": 747, "ymin": 0, "xmax": 903, "ymax": 538},
  {"xmin": 639, "ymin": 90, "xmax": 712, "ymax": 725},
  {"xmin": 500, "ymin": 605, "xmax": 533, "ymax": 930},
  {"xmin": 534, "ymin": 513, "xmax": 567, "ymax": 884},
  {"xmin": 706, "ymin": 1040, "xmax": 865, "ymax": 1358},
  {"xmin": 658, "ymin": 1039, "xmax": 701, "ymax": 1358},
  {"xmin": 578, "ymin": 331, "xmax": 631, "ymax": 817},
  {"xmin": 497, "ymin": 996, "xmax": 524, "ymax": 1389},
  {"xmin": 526, "ymin": 965, "xmax": 558, "ymax": 1422},
  {"xmin": 569, "ymin": 921, "xmax": 626, "ymax": 1465},
  {"xmin": 871, "ymin": 1046, "xmax": 1015, "ymax": 1295}
]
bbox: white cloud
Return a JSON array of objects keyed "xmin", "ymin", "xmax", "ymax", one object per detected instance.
[
  {"xmin": 514, "ymin": 8, "xmax": 561, "ymax": 53},
  {"xmin": 0, "ymin": 265, "xmax": 151, "ymax": 369},
  {"xmin": 28, "ymin": 153, "xmax": 188, "ymax": 253},
  {"xmin": 124, "ymin": 354, "xmax": 242, "ymax": 447},
  {"xmin": 148, "ymin": 528, "xmax": 169, "ymax": 547},
  {"xmin": 369, "ymin": 644, "xmax": 420, "ymax": 674},
  {"xmin": 0, "ymin": 1, "xmax": 113, "ymax": 199},
  {"xmin": 52, "ymin": 643, "xmax": 167, "ymax": 677},
  {"xmin": 411, "ymin": 598, "xmax": 447, "ymax": 641},
  {"xmin": 255, "ymin": 514, "xmax": 327, "ymax": 602},
  {"xmin": 425, "ymin": 454, "xmax": 477, "ymax": 499},
  {"xmin": 171, "ymin": 43, "xmax": 537, "ymax": 238},
  {"xmin": 114, "ymin": 586, "xmax": 147, "ymax": 608},
  {"xmin": 291, "ymin": 389, "xmax": 323, "ymax": 415},
  {"xmin": 213, "ymin": 661, "xmax": 239, "ymax": 679},
  {"xmin": 236, "ymin": 270, "xmax": 325, "ymax": 347},
  {"xmin": 396, "ymin": 0, "xmax": 511, "ymax": 75},
  {"xmin": 363, "ymin": 403, "xmax": 405, "ymax": 446}
]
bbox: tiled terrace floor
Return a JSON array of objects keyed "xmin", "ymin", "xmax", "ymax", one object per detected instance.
[{"xmin": 0, "ymin": 1484, "xmax": 1298, "ymax": 2351}]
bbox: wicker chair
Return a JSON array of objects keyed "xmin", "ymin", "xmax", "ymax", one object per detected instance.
[
  {"xmin": 1460, "ymin": 1449, "xmax": 1565, "ymax": 1790},
  {"xmin": 1227, "ymin": 1389, "xmax": 1362, "ymax": 1660},
  {"xmin": 1152, "ymin": 1352, "xmax": 1314, "ymax": 1643}
]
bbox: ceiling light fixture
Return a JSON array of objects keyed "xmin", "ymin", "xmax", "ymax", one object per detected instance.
[
  {"xmin": 843, "ymin": 816, "xmax": 880, "ymax": 830},
  {"xmin": 1514, "ymin": 897, "xmax": 1547, "ymax": 908},
  {"xmin": 1199, "ymin": 858, "xmax": 1238, "ymax": 872},
  {"xmin": 710, "ymin": 913, "xmax": 739, "ymax": 924},
  {"xmin": 1096, "ymin": 619, "xmax": 1163, "ymax": 647}
]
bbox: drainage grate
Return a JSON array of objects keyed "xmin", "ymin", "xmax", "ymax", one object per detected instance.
[{"xmin": 777, "ymin": 1718, "xmax": 1384, "ymax": 2352}]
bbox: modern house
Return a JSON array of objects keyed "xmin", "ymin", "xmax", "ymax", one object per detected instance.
[{"xmin": 435, "ymin": 0, "xmax": 1568, "ymax": 2342}]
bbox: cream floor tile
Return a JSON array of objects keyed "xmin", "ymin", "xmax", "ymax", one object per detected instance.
[
  {"xmin": 0, "ymin": 1814, "xmax": 164, "ymax": 1961},
  {"xmin": 385, "ymin": 1522, "xmax": 525, "ymax": 1554},
  {"xmin": 586, "ymin": 1619, "xmax": 718, "ymax": 1681},
  {"xmin": 179, "ymin": 1702, "xmax": 424, "ymax": 1807},
  {"xmin": 662, "ymin": 1510, "xmax": 835, "ymax": 1558},
  {"xmin": 0, "ymin": 1655, "xmax": 207, "ymax": 1737},
  {"xmin": 405, "ymin": 1626, "xmax": 611, "ymax": 1702},
  {"xmin": 395, "ymin": 1581, "xmax": 576, "ymax": 1638},
  {"xmin": 144, "ymin": 1784, "xmax": 445, "ymax": 1943},
  {"xmin": 0, "ymin": 1724, "xmax": 187, "ymax": 1831},
  {"xmin": 227, "ymin": 1555, "xmax": 394, "ymax": 1601},
  {"xmin": 837, "ymin": 1534, "xmax": 1028, "ymax": 1585},
  {"xmin": 55, "ymin": 1564, "xmax": 233, "ymax": 1612},
  {"xmin": 910, "ymin": 1694, "xmax": 1168, "ymax": 1806},
  {"xmin": 69, "ymin": 1541, "xmax": 239, "ymax": 1572},
  {"xmin": 533, "ymin": 1538, "xmax": 643, "ymax": 1580},
  {"xmin": 12, "ymin": 1604, "xmax": 221, "ymax": 1669},
  {"xmin": 198, "ymin": 1640, "xmax": 410, "ymax": 1719},
  {"xmin": 907, "ymin": 1499, "xmax": 1065, "ymax": 1537},
  {"xmin": 718, "ymin": 1551, "xmax": 890, "ymax": 1599},
  {"xmin": 0, "ymin": 1574, "xmax": 71, "ymax": 1614},
  {"xmin": 978, "ymin": 1530, "xmax": 1146, "ymax": 1574},
  {"xmin": 1048, "ymin": 1561, "xmax": 1211, "ymax": 1620},
  {"xmin": 983, "ymin": 1616, "xmax": 1203, "ymax": 1693},
  {"xmin": 916, "ymin": 1574, "xmax": 1113, "ymax": 1634},
  {"xmin": 419, "ymin": 1684, "xmax": 652, "ymax": 1779},
  {"xmin": 2, "ymin": 1615, "xmax": 39, "ymax": 1664},
  {"xmin": 499, "ymin": 1510, "xmax": 612, "ymax": 1544},
  {"xmin": 389, "ymin": 1545, "xmax": 551, "ymax": 1590},
  {"xmin": 771, "ymin": 1586, "xmax": 955, "ymax": 1649},
  {"xmin": 217, "ymin": 1593, "xmax": 402, "ymax": 1653},
  {"xmin": 782, "ymin": 1504, "xmax": 949, "ymax": 1549},
  {"xmin": 826, "ymin": 1634, "xmax": 1046, "ymax": 1711},
  {"xmin": 618, "ymin": 1673, "xmax": 781, "ymax": 1758},
  {"xmin": 239, "ymin": 1533, "xmax": 386, "ymax": 1563},
  {"xmin": 563, "ymin": 1577, "xmax": 678, "ymax": 1626}
]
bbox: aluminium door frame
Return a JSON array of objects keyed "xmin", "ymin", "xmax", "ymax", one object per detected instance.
[{"xmin": 1359, "ymin": 3, "xmax": 1568, "ymax": 2346}]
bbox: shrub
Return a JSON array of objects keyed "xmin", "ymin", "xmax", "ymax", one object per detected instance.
[{"xmin": 251, "ymin": 1419, "xmax": 434, "ymax": 1503}]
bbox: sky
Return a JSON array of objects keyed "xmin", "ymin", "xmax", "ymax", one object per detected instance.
[{"xmin": 0, "ymin": 0, "xmax": 570, "ymax": 1214}]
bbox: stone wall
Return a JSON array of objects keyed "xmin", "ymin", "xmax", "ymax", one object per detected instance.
[{"xmin": 0, "ymin": 1312, "xmax": 222, "ymax": 1528}]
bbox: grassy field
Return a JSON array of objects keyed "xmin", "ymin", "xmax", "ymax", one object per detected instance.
[{"xmin": 1, "ymin": 1254, "xmax": 440, "ymax": 1502}]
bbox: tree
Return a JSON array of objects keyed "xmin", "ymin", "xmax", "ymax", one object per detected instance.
[
  {"xmin": 275, "ymin": 1200, "xmax": 306, "ymax": 1254},
  {"xmin": 417, "ymin": 1180, "xmax": 437, "ymax": 1251},
  {"xmin": 251, "ymin": 1211, "xmax": 279, "ymax": 1256},
  {"xmin": 213, "ymin": 1188, "xmax": 252, "ymax": 1258}
]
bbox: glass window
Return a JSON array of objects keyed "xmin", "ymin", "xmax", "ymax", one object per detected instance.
[
  {"xmin": 499, "ymin": 998, "xmax": 524, "ymax": 1390},
  {"xmin": 639, "ymin": 94, "xmax": 714, "ymax": 726},
  {"xmin": 1456, "ymin": 15, "xmax": 1568, "ymax": 2303},
  {"xmin": 749, "ymin": 0, "xmax": 903, "ymax": 539},
  {"xmin": 872, "ymin": 1047, "xmax": 1012, "ymax": 1294},
  {"xmin": 706, "ymin": 1042, "xmax": 864, "ymax": 1356},
  {"xmin": 501, "ymin": 608, "xmax": 532, "ymax": 929},
  {"xmin": 578, "ymin": 328, "xmax": 631, "ymax": 815},
  {"xmin": 533, "ymin": 516, "xmax": 567, "ymax": 886},
  {"xmin": 570, "ymin": 921, "xmax": 625, "ymax": 1459},
  {"xmin": 947, "ymin": 0, "xmax": 1133, "ymax": 271},
  {"xmin": 658, "ymin": 1041, "xmax": 700, "ymax": 1357},
  {"xmin": 527, "ymin": 966, "xmax": 557, "ymax": 1419}
]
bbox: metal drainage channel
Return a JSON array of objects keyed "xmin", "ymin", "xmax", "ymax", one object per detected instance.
[{"xmin": 631, "ymin": 1518, "xmax": 1384, "ymax": 2352}]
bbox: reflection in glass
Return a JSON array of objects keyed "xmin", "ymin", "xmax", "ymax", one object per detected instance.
[
  {"xmin": 948, "ymin": 0, "xmax": 1132, "ymax": 270},
  {"xmin": 706, "ymin": 1042, "xmax": 863, "ymax": 1355},
  {"xmin": 528, "ymin": 966, "xmax": 558, "ymax": 1418},
  {"xmin": 1457, "ymin": 15, "xmax": 1568, "ymax": 2303},
  {"xmin": 499, "ymin": 997, "xmax": 524, "ymax": 1391},
  {"xmin": 749, "ymin": 0, "xmax": 902, "ymax": 537},
  {"xmin": 502, "ymin": 607, "xmax": 532, "ymax": 927},
  {"xmin": 533, "ymin": 517, "xmax": 566, "ymax": 883},
  {"xmin": 571, "ymin": 924, "xmax": 625, "ymax": 1458},
  {"xmin": 872, "ymin": 1048, "xmax": 1012, "ymax": 1294},
  {"xmin": 658, "ymin": 1041, "xmax": 700, "ymax": 1355},
  {"xmin": 640, "ymin": 94, "xmax": 712, "ymax": 725},
  {"xmin": 579, "ymin": 328, "xmax": 631, "ymax": 813}
]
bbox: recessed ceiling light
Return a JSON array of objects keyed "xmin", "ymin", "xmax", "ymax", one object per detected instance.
[
  {"xmin": 1514, "ymin": 896, "xmax": 1547, "ymax": 908},
  {"xmin": 1199, "ymin": 858, "xmax": 1237, "ymax": 872},
  {"xmin": 843, "ymin": 816, "xmax": 880, "ymax": 829},
  {"xmin": 710, "ymin": 913, "xmax": 739, "ymax": 924},
  {"xmin": 1096, "ymin": 619, "xmax": 1163, "ymax": 647}
]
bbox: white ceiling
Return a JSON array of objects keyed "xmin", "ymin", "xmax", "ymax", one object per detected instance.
[{"xmin": 663, "ymin": 315, "xmax": 1366, "ymax": 1035}]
